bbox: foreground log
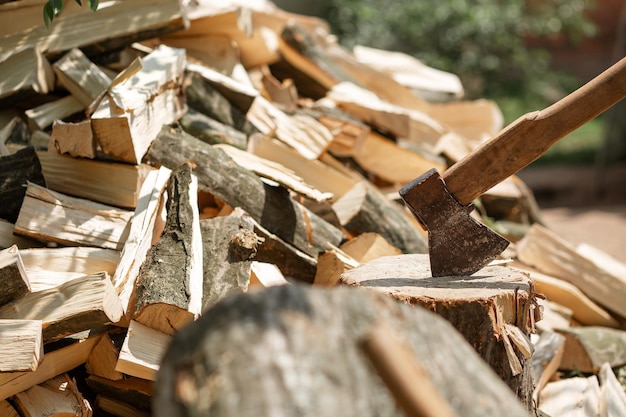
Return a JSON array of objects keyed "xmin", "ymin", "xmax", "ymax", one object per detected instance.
[
  {"xmin": 146, "ymin": 126, "xmax": 344, "ymax": 259},
  {"xmin": 155, "ymin": 284, "xmax": 531, "ymax": 417},
  {"xmin": 340, "ymin": 254, "xmax": 539, "ymax": 410}
]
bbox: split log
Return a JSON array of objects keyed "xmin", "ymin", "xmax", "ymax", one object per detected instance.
[
  {"xmin": 94, "ymin": 396, "xmax": 148, "ymax": 417},
  {"xmin": 91, "ymin": 45, "xmax": 186, "ymax": 164},
  {"xmin": 52, "ymin": 47, "xmax": 112, "ymax": 107},
  {"xmin": 313, "ymin": 247, "xmax": 358, "ymax": 286},
  {"xmin": 155, "ymin": 284, "xmax": 532, "ymax": 417},
  {"xmin": 531, "ymin": 330, "xmax": 565, "ymax": 402},
  {"xmin": 340, "ymin": 254, "xmax": 539, "ymax": 409},
  {"xmin": 0, "ymin": 47, "xmax": 54, "ymax": 103},
  {"xmin": 517, "ymin": 223, "xmax": 626, "ymax": 318},
  {"xmin": 133, "ymin": 163, "xmax": 203, "ymax": 335},
  {"xmin": 85, "ymin": 332, "xmax": 124, "ymax": 381},
  {"xmin": 332, "ymin": 181, "xmax": 428, "ymax": 254},
  {"xmin": 0, "ymin": 146, "xmax": 45, "ymax": 223},
  {"xmin": 0, "ymin": 400, "xmax": 19, "ymax": 417},
  {"xmin": 12, "ymin": 373, "xmax": 92, "ymax": 417},
  {"xmin": 539, "ymin": 375, "xmax": 600, "ymax": 417},
  {"xmin": 249, "ymin": 261, "xmax": 290, "ymax": 288},
  {"xmin": 49, "ymin": 120, "xmax": 97, "ymax": 158},
  {"xmin": 0, "ymin": 220, "xmax": 42, "ymax": 250},
  {"xmin": 37, "ymin": 150, "xmax": 154, "ymax": 209},
  {"xmin": 598, "ymin": 362, "xmax": 626, "ymax": 417},
  {"xmin": 0, "ymin": 319, "xmax": 43, "ymax": 372},
  {"xmin": 179, "ymin": 108, "xmax": 248, "ymax": 150},
  {"xmin": 86, "ymin": 375, "xmax": 152, "ymax": 413},
  {"xmin": 0, "ymin": 272, "xmax": 123, "ymax": 343},
  {"xmin": 339, "ymin": 232, "xmax": 401, "ymax": 263},
  {"xmin": 556, "ymin": 326, "xmax": 626, "ymax": 373},
  {"xmin": 0, "ymin": 245, "xmax": 30, "ymax": 306},
  {"xmin": 115, "ymin": 320, "xmax": 171, "ymax": 381},
  {"xmin": 14, "ymin": 183, "xmax": 132, "ymax": 250},
  {"xmin": 0, "ymin": 334, "xmax": 101, "ymax": 401},
  {"xmin": 0, "ymin": 116, "xmax": 31, "ymax": 156},
  {"xmin": 146, "ymin": 126, "xmax": 344, "ymax": 259},
  {"xmin": 24, "ymin": 95, "xmax": 84, "ymax": 131}
]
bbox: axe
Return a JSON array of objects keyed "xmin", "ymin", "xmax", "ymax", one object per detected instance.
[{"xmin": 400, "ymin": 56, "xmax": 626, "ymax": 277}]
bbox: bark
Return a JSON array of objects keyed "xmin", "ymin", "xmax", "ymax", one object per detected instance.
[{"xmin": 0, "ymin": 146, "xmax": 45, "ymax": 223}]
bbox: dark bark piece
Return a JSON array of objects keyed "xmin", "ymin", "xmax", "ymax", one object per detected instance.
[
  {"xmin": 155, "ymin": 285, "xmax": 531, "ymax": 417},
  {"xmin": 0, "ymin": 245, "xmax": 30, "ymax": 307},
  {"xmin": 86, "ymin": 375, "xmax": 152, "ymax": 412},
  {"xmin": 147, "ymin": 126, "xmax": 344, "ymax": 259},
  {"xmin": 134, "ymin": 163, "xmax": 202, "ymax": 335},
  {"xmin": 179, "ymin": 107, "xmax": 248, "ymax": 150},
  {"xmin": 0, "ymin": 146, "xmax": 45, "ymax": 223}
]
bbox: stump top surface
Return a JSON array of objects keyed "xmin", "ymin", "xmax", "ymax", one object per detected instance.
[{"xmin": 340, "ymin": 254, "xmax": 532, "ymax": 302}]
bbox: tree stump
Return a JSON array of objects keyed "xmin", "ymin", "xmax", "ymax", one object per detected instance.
[
  {"xmin": 340, "ymin": 254, "xmax": 540, "ymax": 411},
  {"xmin": 155, "ymin": 284, "xmax": 531, "ymax": 417}
]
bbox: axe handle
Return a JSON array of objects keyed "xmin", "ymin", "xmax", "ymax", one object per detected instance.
[{"xmin": 442, "ymin": 56, "xmax": 626, "ymax": 206}]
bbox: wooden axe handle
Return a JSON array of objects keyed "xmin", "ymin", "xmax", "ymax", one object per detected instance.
[{"xmin": 443, "ymin": 56, "xmax": 626, "ymax": 206}]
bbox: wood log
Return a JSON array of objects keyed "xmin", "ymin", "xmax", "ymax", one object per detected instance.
[
  {"xmin": 531, "ymin": 330, "xmax": 565, "ymax": 402},
  {"xmin": 340, "ymin": 254, "xmax": 539, "ymax": 409},
  {"xmin": 49, "ymin": 120, "xmax": 97, "ymax": 159},
  {"xmin": 0, "ymin": 146, "xmax": 45, "ymax": 223},
  {"xmin": 0, "ymin": 400, "xmax": 19, "ymax": 417},
  {"xmin": 0, "ymin": 319, "xmax": 43, "ymax": 372},
  {"xmin": 339, "ymin": 232, "xmax": 401, "ymax": 263},
  {"xmin": 12, "ymin": 373, "xmax": 92, "ymax": 417},
  {"xmin": 115, "ymin": 320, "xmax": 171, "ymax": 381},
  {"xmin": 14, "ymin": 183, "xmax": 132, "ymax": 250},
  {"xmin": 0, "ymin": 47, "xmax": 54, "ymax": 102},
  {"xmin": 154, "ymin": 284, "xmax": 532, "ymax": 417},
  {"xmin": 86, "ymin": 375, "xmax": 152, "ymax": 412},
  {"xmin": 556, "ymin": 326, "xmax": 626, "ymax": 373},
  {"xmin": 598, "ymin": 362, "xmax": 626, "ymax": 417},
  {"xmin": 0, "ymin": 219, "xmax": 42, "ymax": 250},
  {"xmin": 37, "ymin": 150, "xmax": 154, "ymax": 209},
  {"xmin": 332, "ymin": 181, "xmax": 428, "ymax": 254},
  {"xmin": 0, "ymin": 272, "xmax": 123, "ymax": 343},
  {"xmin": 146, "ymin": 125, "xmax": 344, "ymax": 259},
  {"xmin": 249, "ymin": 261, "xmax": 290, "ymax": 288},
  {"xmin": 52, "ymin": 47, "xmax": 112, "ymax": 107},
  {"xmin": 91, "ymin": 45, "xmax": 186, "ymax": 164},
  {"xmin": 517, "ymin": 223, "xmax": 626, "ymax": 318},
  {"xmin": 85, "ymin": 332, "xmax": 124, "ymax": 381},
  {"xmin": 179, "ymin": 107, "xmax": 248, "ymax": 150},
  {"xmin": 0, "ymin": 245, "xmax": 30, "ymax": 307},
  {"xmin": 539, "ymin": 376, "xmax": 600, "ymax": 417},
  {"xmin": 94, "ymin": 395, "xmax": 148, "ymax": 417},
  {"xmin": 0, "ymin": 334, "xmax": 101, "ymax": 401},
  {"xmin": 133, "ymin": 163, "xmax": 203, "ymax": 335},
  {"xmin": 313, "ymin": 247, "xmax": 358, "ymax": 286},
  {"xmin": 24, "ymin": 95, "xmax": 84, "ymax": 131}
]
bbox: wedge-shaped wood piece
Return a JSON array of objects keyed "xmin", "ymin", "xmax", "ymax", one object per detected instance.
[
  {"xmin": 598, "ymin": 362, "xmax": 626, "ymax": 417},
  {"xmin": 112, "ymin": 167, "xmax": 170, "ymax": 317},
  {"xmin": 340, "ymin": 232, "xmax": 401, "ymax": 263},
  {"xmin": 86, "ymin": 332, "xmax": 124, "ymax": 381},
  {"xmin": 531, "ymin": 330, "xmax": 565, "ymax": 403},
  {"xmin": 147, "ymin": 126, "xmax": 344, "ymax": 259},
  {"xmin": 0, "ymin": 319, "xmax": 42, "ymax": 372},
  {"xmin": 0, "ymin": 272, "xmax": 123, "ymax": 343},
  {"xmin": 0, "ymin": 335, "xmax": 101, "ymax": 401},
  {"xmin": 539, "ymin": 375, "xmax": 600, "ymax": 417},
  {"xmin": 91, "ymin": 45, "xmax": 186, "ymax": 164},
  {"xmin": 313, "ymin": 247, "xmax": 359, "ymax": 287},
  {"xmin": 49, "ymin": 119, "xmax": 97, "ymax": 158},
  {"xmin": 155, "ymin": 285, "xmax": 532, "ymax": 417},
  {"xmin": 37, "ymin": 150, "xmax": 154, "ymax": 209},
  {"xmin": 249, "ymin": 261, "xmax": 289, "ymax": 288},
  {"xmin": 332, "ymin": 181, "xmax": 428, "ymax": 254},
  {"xmin": 0, "ymin": 47, "xmax": 54, "ymax": 102},
  {"xmin": 116, "ymin": 320, "xmax": 171, "ymax": 381},
  {"xmin": 53, "ymin": 48, "xmax": 112, "ymax": 107},
  {"xmin": 0, "ymin": 146, "xmax": 45, "ymax": 223},
  {"xmin": 340, "ymin": 254, "xmax": 539, "ymax": 409},
  {"xmin": 517, "ymin": 224, "xmax": 626, "ymax": 318},
  {"xmin": 0, "ymin": 245, "xmax": 30, "ymax": 307},
  {"xmin": 12, "ymin": 373, "xmax": 92, "ymax": 417},
  {"xmin": 133, "ymin": 164, "xmax": 203, "ymax": 334},
  {"xmin": 14, "ymin": 183, "xmax": 132, "ymax": 250},
  {"xmin": 556, "ymin": 326, "xmax": 626, "ymax": 373},
  {"xmin": 86, "ymin": 375, "xmax": 152, "ymax": 413}
]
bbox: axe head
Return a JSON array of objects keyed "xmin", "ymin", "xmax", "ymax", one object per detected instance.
[{"xmin": 399, "ymin": 168, "xmax": 510, "ymax": 277}]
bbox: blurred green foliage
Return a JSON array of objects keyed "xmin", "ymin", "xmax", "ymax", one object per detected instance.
[
  {"xmin": 324, "ymin": 0, "xmax": 597, "ymax": 102},
  {"xmin": 43, "ymin": 0, "xmax": 99, "ymax": 27}
]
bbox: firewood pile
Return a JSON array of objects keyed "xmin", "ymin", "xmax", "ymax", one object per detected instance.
[{"xmin": 1, "ymin": 1, "xmax": 625, "ymax": 416}]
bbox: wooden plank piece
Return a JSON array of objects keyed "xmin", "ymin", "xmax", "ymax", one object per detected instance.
[
  {"xmin": 0, "ymin": 319, "xmax": 43, "ymax": 372},
  {"xmin": 116, "ymin": 320, "xmax": 171, "ymax": 381}
]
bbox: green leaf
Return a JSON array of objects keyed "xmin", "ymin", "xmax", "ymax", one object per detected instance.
[
  {"xmin": 50, "ymin": 0, "xmax": 63, "ymax": 14},
  {"xmin": 43, "ymin": 2, "xmax": 54, "ymax": 27},
  {"xmin": 88, "ymin": 0, "xmax": 99, "ymax": 11}
]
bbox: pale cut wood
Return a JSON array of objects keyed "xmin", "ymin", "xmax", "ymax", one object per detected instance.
[
  {"xmin": 0, "ymin": 272, "xmax": 123, "ymax": 343},
  {"xmin": 112, "ymin": 167, "xmax": 170, "ymax": 317},
  {"xmin": 517, "ymin": 223, "xmax": 626, "ymax": 318},
  {"xmin": 214, "ymin": 143, "xmax": 332, "ymax": 202},
  {"xmin": 259, "ymin": 65, "xmax": 298, "ymax": 110},
  {"xmin": 428, "ymin": 99, "xmax": 504, "ymax": 145},
  {"xmin": 162, "ymin": 34, "xmax": 240, "ymax": 76},
  {"xmin": 49, "ymin": 120, "xmax": 97, "ymax": 158},
  {"xmin": 313, "ymin": 248, "xmax": 358, "ymax": 287},
  {"xmin": 531, "ymin": 330, "xmax": 565, "ymax": 403},
  {"xmin": 53, "ymin": 48, "xmax": 112, "ymax": 107},
  {"xmin": 598, "ymin": 362, "xmax": 626, "ymax": 417},
  {"xmin": 116, "ymin": 320, "xmax": 171, "ymax": 381},
  {"xmin": 133, "ymin": 164, "xmax": 203, "ymax": 334},
  {"xmin": 24, "ymin": 95, "xmax": 84, "ymax": 131},
  {"xmin": 539, "ymin": 376, "xmax": 600, "ymax": 417},
  {"xmin": 0, "ymin": 219, "xmax": 42, "ymax": 250},
  {"xmin": 307, "ymin": 105, "xmax": 371, "ymax": 158},
  {"xmin": 37, "ymin": 150, "xmax": 154, "ymax": 209},
  {"xmin": 340, "ymin": 254, "xmax": 539, "ymax": 408},
  {"xmin": 0, "ymin": 319, "xmax": 43, "ymax": 372},
  {"xmin": 20, "ymin": 247, "xmax": 119, "ymax": 292},
  {"xmin": 95, "ymin": 396, "xmax": 149, "ymax": 417},
  {"xmin": 14, "ymin": 182, "xmax": 132, "ymax": 250},
  {"xmin": 0, "ymin": 245, "xmax": 30, "ymax": 306},
  {"xmin": 0, "ymin": 335, "xmax": 101, "ymax": 401},
  {"xmin": 0, "ymin": 400, "xmax": 19, "ymax": 417},
  {"xmin": 0, "ymin": 46, "xmax": 54, "ymax": 101},
  {"xmin": 556, "ymin": 326, "xmax": 626, "ymax": 373},
  {"xmin": 12, "ymin": 373, "xmax": 92, "ymax": 417},
  {"xmin": 86, "ymin": 332, "xmax": 124, "ymax": 381},
  {"xmin": 91, "ymin": 45, "xmax": 187, "ymax": 164},
  {"xmin": 339, "ymin": 232, "xmax": 401, "ymax": 263},
  {"xmin": 249, "ymin": 261, "xmax": 290, "ymax": 288}
]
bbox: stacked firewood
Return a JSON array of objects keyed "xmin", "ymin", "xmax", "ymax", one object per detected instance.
[{"xmin": 0, "ymin": 1, "xmax": 625, "ymax": 416}]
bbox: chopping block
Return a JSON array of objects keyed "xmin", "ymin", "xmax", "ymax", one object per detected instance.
[{"xmin": 340, "ymin": 254, "xmax": 541, "ymax": 410}]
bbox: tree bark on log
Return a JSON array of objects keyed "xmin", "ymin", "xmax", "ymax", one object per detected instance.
[
  {"xmin": 0, "ymin": 146, "xmax": 45, "ymax": 223},
  {"xmin": 0, "ymin": 245, "xmax": 30, "ymax": 307},
  {"xmin": 155, "ymin": 284, "xmax": 532, "ymax": 417},
  {"xmin": 147, "ymin": 126, "xmax": 344, "ymax": 259}
]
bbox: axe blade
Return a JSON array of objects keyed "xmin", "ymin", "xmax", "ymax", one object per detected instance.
[{"xmin": 400, "ymin": 169, "xmax": 510, "ymax": 277}]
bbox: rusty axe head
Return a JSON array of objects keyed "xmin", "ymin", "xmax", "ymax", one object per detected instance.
[{"xmin": 399, "ymin": 168, "xmax": 510, "ymax": 277}]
